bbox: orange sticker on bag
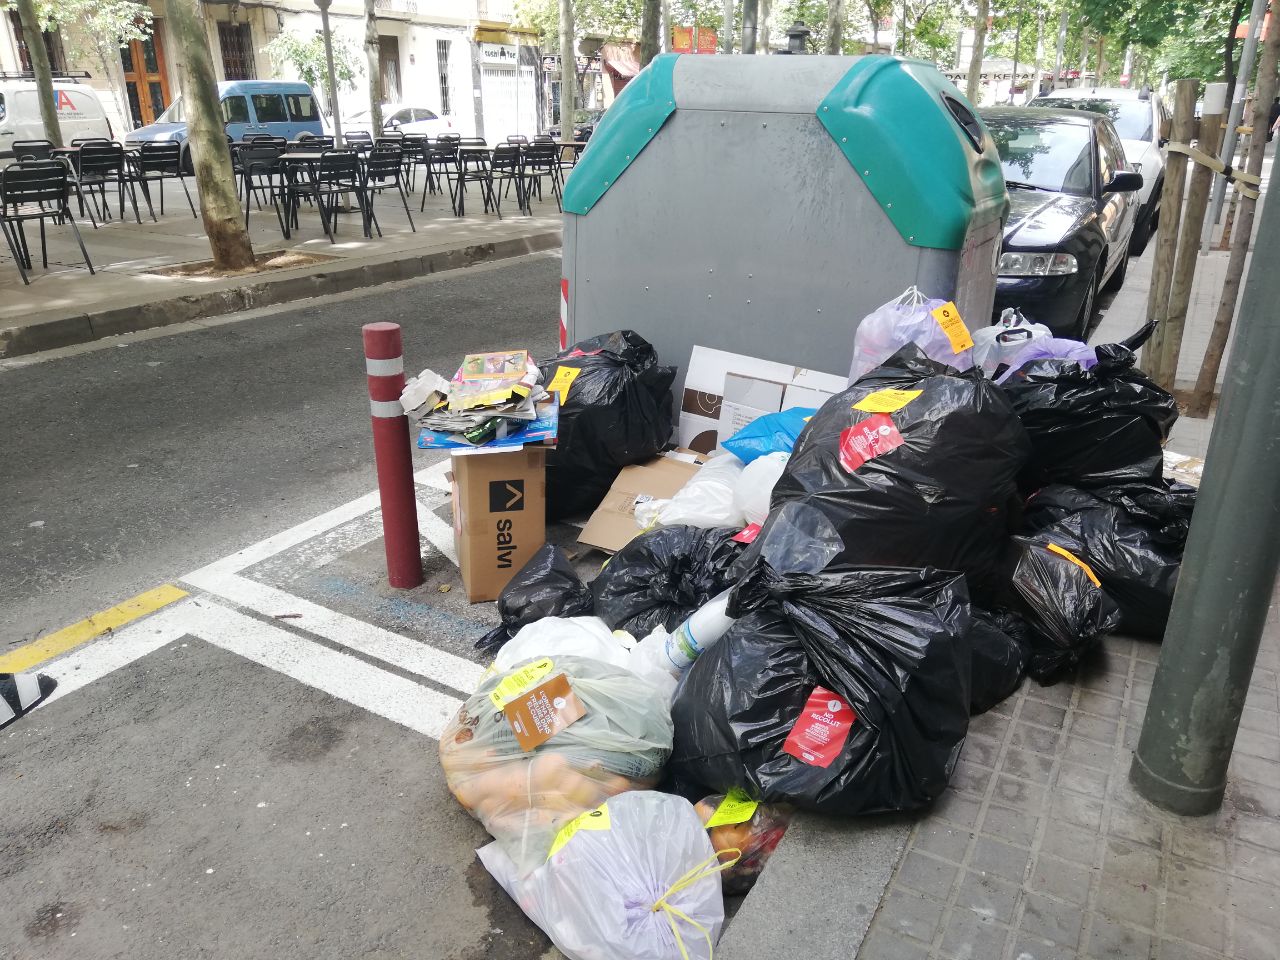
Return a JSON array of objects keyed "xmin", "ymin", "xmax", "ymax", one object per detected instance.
[
  {"xmin": 931, "ymin": 301, "xmax": 974, "ymax": 353},
  {"xmin": 1045, "ymin": 543, "xmax": 1102, "ymax": 587}
]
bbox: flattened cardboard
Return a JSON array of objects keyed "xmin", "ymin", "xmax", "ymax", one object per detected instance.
[
  {"xmin": 452, "ymin": 446, "xmax": 547, "ymax": 602},
  {"xmin": 578, "ymin": 453, "xmax": 703, "ymax": 553}
]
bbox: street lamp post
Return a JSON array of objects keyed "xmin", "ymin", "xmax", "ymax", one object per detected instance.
[{"xmin": 314, "ymin": 0, "xmax": 344, "ymax": 149}]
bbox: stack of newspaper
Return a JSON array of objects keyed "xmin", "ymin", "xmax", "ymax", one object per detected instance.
[{"xmin": 400, "ymin": 350, "xmax": 549, "ymax": 446}]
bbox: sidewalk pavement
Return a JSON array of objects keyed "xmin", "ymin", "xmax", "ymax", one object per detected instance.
[{"xmin": 0, "ymin": 177, "xmax": 561, "ymax": 357}]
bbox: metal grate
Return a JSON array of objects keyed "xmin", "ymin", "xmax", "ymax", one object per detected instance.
[
  {"xmin": 436, "ymin": 39, "xmax": 451, "ymax": 116},
  {"xmin": 217, "ymin": 22, "xmax": 256, "ymax": 81}
]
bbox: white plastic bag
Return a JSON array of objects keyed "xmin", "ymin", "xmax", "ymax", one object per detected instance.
[
  {"xmin": 734, "ymin": 452, "xmax": 789, "ymax": 526},
  {"xmin": 477, "ymin": 791, "xmax": 733, "ymax": 960},
  {"xmin": 633, "ymin": 454, "xmax": 746, "ymax": 530},
  {"xmin": 971, "ymin": 310, "xmax": 1052, "ymax": 377},
  {"xmin": 849, "ymin": 286, "xmax": 975, "ymax": 382},
  {"xmin": 491, "ymin": 617, "xmax": 631, "ymax": 675}
]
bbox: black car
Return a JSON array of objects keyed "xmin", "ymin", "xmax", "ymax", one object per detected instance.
[{"xmin": 981, "ymin": 107, "xmax": 1144, "ymax": 338}]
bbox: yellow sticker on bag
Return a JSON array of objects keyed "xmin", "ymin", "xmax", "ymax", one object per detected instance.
[
  {"xmin": 489, "ymin": 658, "xmax": 555, "ymax": 711},
  {"xmin": 548, "ymin": 801, "xmax": 612, "ymax": 858},
  {"xmin": 852, "ymin": 388, "xmax": 924, "ymax": 414},
  {"xmin": 705, "ymin": 788, "xmax": 760, "ymax": 828},
  {"xmin": 547, "ymin": 366, "xmax": 581, "ymax": 403},
  {"xmin": 931, "ymin": 301, "xmax": 974, "ymax": 353},
  {"xmin": 1045, "ymin": 543, "xmax": 1102, "ymax": 588}
]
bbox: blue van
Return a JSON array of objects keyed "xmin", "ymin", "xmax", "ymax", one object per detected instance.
[{"xmin": 125, "ymin": 80, "xmax": 324, "ymax": 170}]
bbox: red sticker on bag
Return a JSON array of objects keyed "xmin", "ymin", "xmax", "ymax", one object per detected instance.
[
  {"xmin": 782, "ymin": 686, "xmax": 855, "ymax": 768},
  {"xmin": 732, "ymin": 523, "xmax": 762, "ymax": 544},
  {"xmin": 838, "ymin": 414, "xmax": 905, "ymax": 473}
]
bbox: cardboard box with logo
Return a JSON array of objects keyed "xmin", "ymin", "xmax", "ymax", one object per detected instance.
[
  {"xmin": 578, "ymin": 450, "xmax": 705, "ymax": 553},
  {"xmin": 451, "ymin": 446, "xmax": 547, "ymax": 602}
]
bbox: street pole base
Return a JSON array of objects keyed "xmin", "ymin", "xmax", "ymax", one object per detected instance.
[{"xmin": 1129, "ymin": 752, "xmax": 1226, "ymax": 817}]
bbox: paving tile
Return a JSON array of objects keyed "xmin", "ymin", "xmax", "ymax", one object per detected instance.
[
  {"xmin": 1227, "ymin": 778, "xmax": 1280, "ymax": 820},
  {"xmin": 1130, "ymin": 680, "xmax": 1152, "ymax": 704},
  {"xmin": 994, "ymin": 774, "xmax": 1049, "ymax": 815},
  {"xmin": 1154, "ymin": 939, "xmax": 1223, "ymax": 960},
  {"xmin": 1160, "ymin": 896, "xmax": 1225, "ymax": 953},
  {"xmin": 1022, "ymin": 699, "xmax": 1070, "ymax": 730},
  {"xmin": 1232, "ymin": 727, "xmax": 1280, "ymax": 762},
  {"xmin": 1230, "ymin": 754, "xmax": 1280, "ymax": 790},
  {"xmin": 1070, "ymin": 714, "xmax": 1121, "ymax": 747},
  {"xmin": 981, "ymin": 804, "xmax": 1039, "ymax": 849},
  {"xmin": 1239, "ymin": 706, "xmax": 1278, "ymax": 737},
  {"xmin": 1105, "ymin": 805, "xmax": 1164, "ymax": 851},
  {"xmin": 858, "ymin": 924, "xmax": 933, "ymax": 960},
  {"xmin": 912, "ymin": 819, "xmax": 973, "ymax": 865},
  {"xmin": 1027, "ymin": 682, "xmax": 1076, "ymax": 708},
  {"xmin": 1080, "ymin": 670, "xmax": 1128, "ymax": 699},
  {"xmin": 939, "ymin": 908, "xmax": 1012, "ymax": 960},
  {"xmin": 1010, "ymin": 933, "xmax": 1078, "ymax": 960},
  {"xmin": 1063, "ymin": 736, "xmax": 1115, "ymax": 772},
  {"xmin": 1244, "ymin": 684, "xmax": 1279, "ymax": 714},
  {"xmin": 1059, "ymin": 761, "xmax": 1110, "ymax": 798},
  {"xmin": 1041, "ymin": 821, "xmax": 1102, "ymax": 867},
  {"xmin": 955, "ymin": 870, "xmax": 1022, "ymax": 925},
  {"xmin": 1012, "ymin": 721, "xmax": 1066, "ymax": 756},
  {"xmin": 1004, "ymin": 747, "xmax": 1056, "ymax": 783},
  {"xmin": 1021, "ymin": 891, "xmax": 1085, "ymax": 951},
  {"xmin": 1164, "ymin": 859, "xmax": 1229, "ymax": 902},
  {"xmin": 1095, "ymin": 876, "xmax": 1159, "ymax": 928},
  {"xmin": 934, "ymin": 791, "xmax": 984, "ymax": 829},
  {"xmin": 1051, "ymin": 790, "xmax": 1105, "ymax": 832},
  {"xmin": 1104, "ymin": 838, "xmax": 1162, "ymax": 884},
  {"xmin": 963, "ymin": 732, "xmax": 1003, "ymax": 769},
  {"xmin": 1123, "ymin": 724, "xmax": 1143, "ymax": 751},
  {"xmin": 879, "ymin": 888, "xmax": 948, "ymax": 944},
  {"xmin": 1029, "ymin": 854, "xmax": 1094, "ymax": 905},
  {"xmin": 971, "ymin": 710, "xmax": 1014, "ymax": 741},
  {"xmin": 1076, "ymin": 690, "xmax": 1125, "ymax": 720},
  {"xmin": 1233, "ymin": 918, "xmax": 1280, "ymax": 960},
  {"xmin": 1235, "ymin": 816, "xmax": 1280, "ymax": 857},
  {"xmin": 896, "ymin": 849, "xmax": 962, "ymax": 901},
  {"xmin": 1168, "ymin": 829, "xmax": 1229, "ymax": 869},
  {"xmin": 1132, "ymin": 659, "xmax": 1157, "ymax": 683},
  {"xmin": 1230, "ymin": 875, "xmax": 1280, "ymax": 930},
  {"xmin": 952, "ymin": 759, "xmax": 996, "ymax": 799},
  {"xmin": 971, "ymin": 835, "xmax": 1033, "ymax": 884},
  {"xmin": 1082, "ymin": 912, "xmax": 1152, "ymax": 959}
]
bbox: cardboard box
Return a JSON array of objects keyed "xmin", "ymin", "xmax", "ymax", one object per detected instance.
[
  {"xmin": 578, "ymin": 452, "xmax": 704, "ymax": 553},
  {"xmin": 451, "ymin": 446, "xmax": 547, "ymax": 602},
  {"xmin": 678, "ymin": 346, "xmax": 846, "ymax": 454}
]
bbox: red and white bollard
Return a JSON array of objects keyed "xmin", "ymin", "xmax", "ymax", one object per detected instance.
[{"xmin": 362, "ymin": 322, "xmax": 424, "ymax": 589}]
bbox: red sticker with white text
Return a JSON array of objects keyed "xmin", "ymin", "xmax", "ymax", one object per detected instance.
[
  {"xmin": 782, "ymin": 686, "xmax": 855, "ymax": 768},
  {"xmin": 838, "ymin": 414, "xmax": 905, "ymax": 473},
  {"xmin": 732, "ymin": 523, "xmax": 762, "ymax": 544}
]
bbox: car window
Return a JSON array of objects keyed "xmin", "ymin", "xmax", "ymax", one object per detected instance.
[
  {"xmin": 159, "ymin": 97, "xmax": 184, "ymax": 123},
  {"xmin": 221, "ymin": 96, "xmax": 249, "ymax": 124},
  {"xmin": 251, "ymin": 93, "xmax": 288, "ymax": 123},
  {"xmin": 0, "ymin": 93, "xmax": 6, "ymax": 123},
  {"xmin": 1099, "ymin": 123, "xmax": 1126, "ymax": 183},
  {"xmin": 388, "ymin": 108, "xmax": 412, "ymax": 124},
  {"xmin": 286, "ymin": 93, "xmax": 319, "ymax": 122},
  {"xmin": 414, "ymin": 108, "xmax": 439, "ymax": 122},
  {"xmin": 986, "ymin": 116, "xmax": 1094, "ymax": 196},
  {"xmin": 1029, "ymin": 97, "xmax": 1152, "ymax": 141}
]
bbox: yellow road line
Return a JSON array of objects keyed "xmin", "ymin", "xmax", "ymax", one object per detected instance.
[{"xmin": 0, "ymin": 585, "xmax": 188, "ymax": 673}]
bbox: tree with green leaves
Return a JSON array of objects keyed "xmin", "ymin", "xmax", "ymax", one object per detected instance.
[
  {"xmin": 364, "ymin": 0, "xmax": 383, "ymax": 133},
  {"xmin": 640, "ymin": 0, "xmax": 661, "ymax": 64},
  {"xmin": 263, "ymin": 32, "xmax": 359, "ymax": 118},
  {"xmin": 9, "ymin": 0, "xmax": 59, "ymax": 144}
]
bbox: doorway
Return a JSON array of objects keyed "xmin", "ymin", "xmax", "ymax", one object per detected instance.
[
  {"xmin": 120, "ymin": 26, "xmax": 171, "ymax": 129},
  {"xmin": 379, "ymin": 36, "xmax": 401, "ymax": 104}
]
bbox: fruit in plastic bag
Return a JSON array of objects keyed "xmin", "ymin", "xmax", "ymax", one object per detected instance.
[
  {"xmin": 670, "ymin": 562, "xmax": 972, "ymax": 815},
  {"xmin": 1003, "ymin": 537, "xmax": 1122, "ymax": 683},
  {"xmin": 591, "ymin": 525, "xmax": 747, "ymax": 636},
  {"xmin": 439, "ymin": 655, "xmax": 673, "ymax": 874},
  {"xmin": 633, "ymin": 454, "xmax": 746, "ymax": 530},
  {"xmin": 476, "ymin": 544, "xmax": 594, "ymax": 653},
  {"xmin": 758, "ymin": 347, "xmax": 1029, "ymax": 597},
  {"xmin": 848, "ymin": 286, "xmax": 976, "ymax": 381},
  {"xmin": 968, "ymin": 607, "xmax": 1029, "ymax": 714},
  {"xmin": 721, "ymin": 408, "xmax": 815, "ymax": 463},
  {"xmin": 694, "ymin": 790, "xmax": 793, "ymax": 896},
  {"xmin": 734, "ymin": 452, "xmax": 789, "ymax": 527},
  {"xmin": 1000, "ymin": 343, "xmax": 1178, "ymax": 491},
  {"xmin": 538, "ymin": 331, "xmax": 677, "ymax": 520},
  {"xmin": 477, "ymin": 791, "xmax": 732, "ymax": 960}
]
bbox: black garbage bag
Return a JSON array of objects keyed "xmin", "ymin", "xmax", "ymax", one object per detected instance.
[
  {"xmin": 475, "ymin": 544, "xmax": 594, "ymax": 653},
  {"xmin": 1001, "ymin": 343, "xmax": 1178, "ymax": 491},
  {"xmin": 757, "ymin": 347, "xmax": 1029, "ymax": 597},
  {"xmin": 1003, "ymin": 536, "xmax": 1122, "ymax": 683},
  {"xmin": 669, "ymin": 563, "xmax": 971, "ymax": 816},
  {"xmin": 538, "ymin": 331, "xmax": 676, "ymax": 520},
  {"xmin": 591, "ymin": 525, "xmax": 746, "ymax": 636},
  {"xmin": 1020, "ymin": 482, "xmax": 1195, "ymax": 638},
  {"xmin": 968, "ymin": 607, "xmax": 1029, "ymax": 715}
]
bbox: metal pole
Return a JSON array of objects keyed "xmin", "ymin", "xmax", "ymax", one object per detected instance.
[
  {"xmin": 362, "ymin": 323, "xmax": 424, "ymax": 589},
  {"xmin": 1053, "ymin": 10, "xmax": 1067, "ymax": 90},
  {"xmin": 315, "ymin": 0, "xmax": 344, "ymax": 149},
  {"xmin": 1210, "ymin": 0, "xmax": 1268, "ymax": 226},
  {"xmin": 1130, "ymin": 157, "xmax": 1280, "ymax": 816},
  {"xmin": 1009, "ymin": 4, "xmax": 1023, "ymax": 104}
]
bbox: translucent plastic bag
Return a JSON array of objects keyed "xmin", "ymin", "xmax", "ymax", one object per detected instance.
[
  {"xmin": 634, "ymin": 454, "xmax": 747, "ymax": 530},
  {"xmin": 734, "ymin": 452, "xmax": 789, "ymax": 527},
  {"xmin": 477, "ymin": 791, "xmax": 732, "ymax": 960},
  {"xmin": 849, "ymin": 286, "xmax": 975, "ymax": 382},
  {"xmin": 694, "ymin": 791, "xmax": 793, "ymax": 895},
  {"xmin": 491, "ymin": 617, "xmax": 631, "ymax": 675},
  {"xmin": 971, "ymin": 311, "xmax": 1052, "ymax": 378},
  {"xmin": 439, "ymin": 655, "xmax": 673, "ymax": 874}
]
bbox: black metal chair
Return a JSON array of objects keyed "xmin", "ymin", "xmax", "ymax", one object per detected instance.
[
  {"xmin": 363, "ymin": 145, "xmax": 415, "ymax": 236},
  {"xmin": 520, "ymin": 142, "xmax": 562, "ymax": 212},
  {"xmin": 132, "ymin": 141, "xmax": 196, "ymax": 218},
  {"xmin": 237, "ymin": 143, "xmax": 284, "ymax": 232},
  {"xmin": 399, "ymin": 134, "xmax": 429, "ymax": 191},
  {"xmin": 420, "ymin": 139, "xmax": 458, "ymax": 209},
  {"xmin": 506, "ymin": 135, "xmax": 530, "ymax": 145},
  {"xmin": 458, "ymin": 137, "xmax": 487, "ymax": 148},
  {"xmin": 283, "ymin": 150, "xmax": 367, "ymax": 242},
  {"xmin": 447, "ymin": 146, "xmax": 494, "ymax": 217},
  {"xmin": 533, "ymin": 133, "xmax": 554, "ymax": 143},
  {"xmin": 344, "ymin": 130, "xmax": 373, "ymax": 153},
  {"xmin": 246, "ymin": 134, "xmax": 287, "ymax": 149},
  {"xmin": 11, "ymin": 139, "xmax": 53, "ymax": 161},
  {"xmin": 76, "ymin": 141, "xmax": 150, "ymax": 224},
  {"xmin": 0, "ymin": 160, "xmax": 93, "ymax": 284},
  {"xmin": 487, "ymin": 144, "xmax": 525, "ymax": 219}
]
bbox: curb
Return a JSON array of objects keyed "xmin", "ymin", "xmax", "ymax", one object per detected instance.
[{"xmin": 0, "ymin": 231, "xmax": 562, "ymax": 359}]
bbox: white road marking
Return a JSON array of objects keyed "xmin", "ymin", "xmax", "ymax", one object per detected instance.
[{"xmin": 417, "ymin": 494, "xmax": 460, "ymax": 566}]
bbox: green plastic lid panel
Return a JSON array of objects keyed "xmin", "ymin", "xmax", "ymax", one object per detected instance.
[
  {"xmin": 817, "ymin": 56, "xmax": 1008, "ymax": 250},
  {"xmin": 561, "ymin": 53, "xmax": 680, "ymax": 215}
]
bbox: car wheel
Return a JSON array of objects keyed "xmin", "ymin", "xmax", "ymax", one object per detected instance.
[
  {"xmin": 1103, "ymin": 246, "xmax": 1130, "ymax": 293},
  {"xmin": 1075, "ymin": 268, "xmax": 1100, "ymax": 340},
  {"xmin": 1129, "ymin": 188, "xmax": 1160, "ymax": 256},
  {"xmin": 181, "ymin": 145, "xmax": 194, "ymax": 175}
]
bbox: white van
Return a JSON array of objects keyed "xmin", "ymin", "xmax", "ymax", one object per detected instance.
[{"xmin": 0, "ymin": 78, "xmax": 113, "ymax": 156}]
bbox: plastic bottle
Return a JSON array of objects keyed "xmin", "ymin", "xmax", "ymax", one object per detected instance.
[{"xmin": 662, "ymin": 591, "xmax": 736, "ymax": 672}]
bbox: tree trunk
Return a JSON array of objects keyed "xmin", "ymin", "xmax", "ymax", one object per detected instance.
[
  {"xmin": 758, "ymin": 0, "xmax": 771, "ymax": 52},
  {"xmin": 868, "ymin": 0, "xmax": 881, "ymax": 51},
  {"xmin": 1225, "ymin": 0, "xmax": 1245, "ymax": 104},
  {"xmin": 825, "ymin": 0, "xmax": 846, "ymax": 53},
  {"xmin": 163, "ymin": 0, "xmax": 255, "ymax": 271},
  {"xmin": 559, "ymin": 0, "xmax": 576, "ymax": 127},
  {"xmin": 1078, "ymin": 26, "xmax": 1090, "ymax": 85},
  {"xmin": 721, "ymin": 0, "xmax": 735, "ymax": 53},
  {"xmin": 365, "ymin": 0, "xmax": 383, "ymax": 135},
  {"xmin": 14, "ymin": 0, "xmax": 62, "ymax": 147},
  {"xmin": 964, "ymin": 0, "xmax": 988, "ymax": 104},
  {"xmin": 1188, "ymin": 12, "xmax": 1280, "ymax": 416},
  {"xmin": 742, "ymin": 0, "xmax": 758, "ymax": 54},
  {"xmin": 1094, "ymin": 33, "xmax": 1106, "ymax": 84},
  {"xmin": 640, "ymin": 0, "xmax": 661, "ymax": 65}
]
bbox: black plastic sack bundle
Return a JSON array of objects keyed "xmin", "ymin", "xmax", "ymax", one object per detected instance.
[
  {"xmin": 758, "ymin": 347, "xmax": 1029, "ymax": 597},
  {"xmin": 968, "ymin": 607, "xmax": 1029, "ymax": 715},
  {"xmin": 1001, "ymin": 343, "xmax": 1178, "ymax": 491},
  {"xmin": 670, "ymin": 563, "xmax": 971, "ymax": 816},
  {"xmin": 538, "ymin": 331, "xmax": 676, "ymax": 520},
  {"xmin": 1003, "ymin": 537, "xmax": 1121, "ymax": 683},
  {"xmin": 1019, "ymin": 483, "xmax": 1195, "ymax": 639},
  {"xmin": 591, "ymin": 525, "xmax": 746, "ymax": 636},
  {"xmin": 475, "ymin": 544, "xmax": 594, "ymax": 653}
]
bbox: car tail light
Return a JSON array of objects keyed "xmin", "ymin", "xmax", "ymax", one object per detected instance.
[{"xmin": 998, "ymin": 252, "xmax": 1078, "ymax": 276}]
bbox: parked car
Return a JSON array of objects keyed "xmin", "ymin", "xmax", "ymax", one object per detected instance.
[
  {"xmin": 341, "ymin": 103, "xmax": 452, "ymax": 138},
  {"xmin": 125, "ymin": 80, "xmax": 324, "ymax": 171},
  {"xmin": 981, "ymin": 107, "xmax": 1143, "ymax": 339},
  {"xmin": 0, "ymin": 75, "xmax": 112, "ymax": 156},
  {"xmin": 549, "ymin": 107, "xmax": 606, "ymax": 142},
  {"xmin": 1028, "ymin": 86, "xmax": 1168, "ymax": 255}
]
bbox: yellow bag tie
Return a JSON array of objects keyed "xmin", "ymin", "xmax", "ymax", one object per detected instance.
[
  {"xmin": 650, "ymin": 848, "xmax": 742, "ymax": 960},
  {"xmin": 1165, "ymin": 142, "xmax": 1262, "ymax": 199}
]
